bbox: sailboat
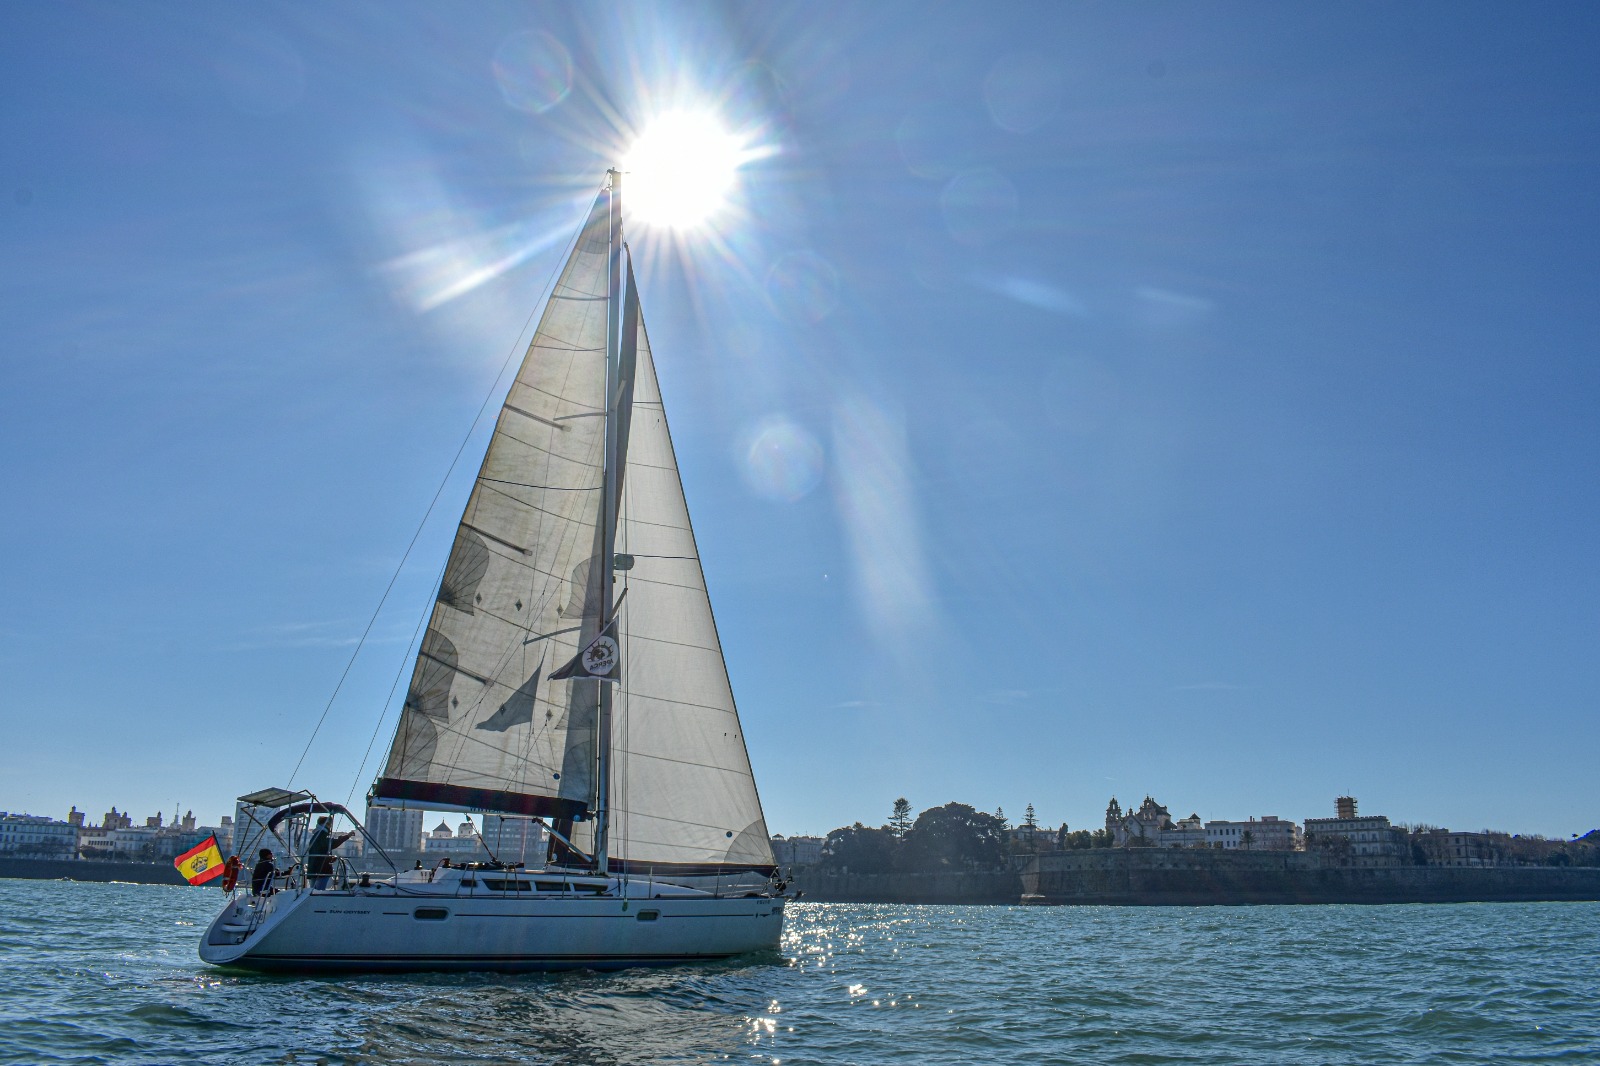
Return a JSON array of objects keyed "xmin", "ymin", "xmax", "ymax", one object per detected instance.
[{"xmin": 199, "ymin": 171, "xmax": 786, "ymax": 971}]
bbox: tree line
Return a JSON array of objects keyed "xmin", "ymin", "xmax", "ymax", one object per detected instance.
[{"xmin": 814, "ymin": 799, "xmax": 1115, "ymax": 874}]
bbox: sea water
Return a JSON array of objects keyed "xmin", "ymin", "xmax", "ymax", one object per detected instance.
[{"xmin": 0, "ymin": 878, "xmax": 1595, "ymax": 1065}]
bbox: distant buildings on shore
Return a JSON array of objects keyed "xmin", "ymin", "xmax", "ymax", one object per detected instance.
[
  {"xmin": 1105, "ymin": 796, "xmax": 1306, "ymax": 852},
  {"xmin": 771, "ymin": 834, "xmax": 824, "ymax": 866},
  {"xmin": 776, "ymin": 794, "xmax": 1595, "ymax": 873},
  {"xmin": 1, "ymin": 801, "xmax": 547, "ymax": 868},
  {"xmin": 1096, "ymin": 794, "xmax": 1584, "ymax": 870},
  {"xmin": 6, "ymin": 795, "xmax": 1588, "ymax": 873},
  {"xmin": 0, "ymin": 806, "xmax": 232, "ymax": 864}
]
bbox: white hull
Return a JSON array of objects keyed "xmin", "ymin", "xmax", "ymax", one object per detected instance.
[{"xmin": 199, "ymin": 872, "xmax": 785, "ymax": 972}]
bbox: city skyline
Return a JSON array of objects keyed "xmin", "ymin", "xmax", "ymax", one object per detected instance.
[{"xmin": 4, "ymin": 4, "xmax": 1598, "ymax": 841}]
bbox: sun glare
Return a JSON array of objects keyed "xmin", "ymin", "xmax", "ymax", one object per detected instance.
[{"xmin": 623, "ymin": 111, "xmax": 752, "ymax": 229}]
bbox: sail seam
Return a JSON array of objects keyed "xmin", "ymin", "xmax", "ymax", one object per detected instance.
[
  {"xmin": 611, "ymin": 749, "xmax": 753, "ymax": 777},
  {"xmin": 478, "ymin": 477, "xmax": 601, "ymax": 493},
  {"xmin": 490, "ymin": 429, "xmax": 606, "ymax": 469},
  {"xmin": 618, "ymin": 574, "xmax": 710, "ymax": 595}
]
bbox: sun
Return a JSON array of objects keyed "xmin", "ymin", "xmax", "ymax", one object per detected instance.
[{"xmin": 622, "ymin": 111, "xmax": 756, "ymax": 229}]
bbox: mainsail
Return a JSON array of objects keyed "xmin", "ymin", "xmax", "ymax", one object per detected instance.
[
  {"xmin": 373, "ymin": 192, "xmax": 612, "ymax": 820},
  {"xmin": 373, "ymin": 184, "xmax": 774, "ymax": 876}
]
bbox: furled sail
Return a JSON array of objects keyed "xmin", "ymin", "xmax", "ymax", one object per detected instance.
[
  {"xmin": 372, "ymin": 192, "xmax": 614, "ymax": 820},
  {"xmin": 604, "ymin": 262, "xmax": 775, "ymax": 876}
]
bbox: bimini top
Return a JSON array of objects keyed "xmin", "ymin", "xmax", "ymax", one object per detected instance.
[
  {"xmin": 236, "ymin": 787, "xmax": 314, "ymax": 809},
  {"xmin": 265, "ymin": 801, "xmax": 356, "ymax": 832}
]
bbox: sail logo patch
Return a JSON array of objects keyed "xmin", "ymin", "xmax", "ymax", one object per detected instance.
[
  {"xmin": 583, "ymin": 636, "xmax": 618, "ymax": 675},
  {"xmin": 550, "ymin": 618, "xmax": 622, "ymax": 682}
]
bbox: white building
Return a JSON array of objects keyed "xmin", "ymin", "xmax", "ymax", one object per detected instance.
[
  {"xmin": 1205, "ymin": 816, "xmax": 1302, "ymax": 851},
  {"xmin": 364, "ymin": 805, "xmax": 425, "ymax": 854},
  {"xmin": 770, "ymin": 835, "xmax": 824, "ymax": 867},
  {"xmin": 1303, "ymin": 796, "xmax": 1408, "ymax": 866},
  {"xmin": 1107, "ymin": 797, "xmax": 1207, "ymax": 848},
  {"xmin": 1414, "ymin": 829, "xmax": 1503, "ymax": 867},
  {"xmin": 109, "ymin": 825, "xmax": 160, "ymax": 859},
  {"xmin": 423, "ymin": 820, "xmax": 485, "ymax": 857},
  {"xmin": 0, "ymin": 813, "xmax": 80, "ymax": 858},
  {"xmin": 77, "ymin": 825, "xmax": 113, "ymax": 856}
]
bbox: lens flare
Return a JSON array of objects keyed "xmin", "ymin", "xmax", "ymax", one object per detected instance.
[
  {"xmin": 492, "ymin": 30, "xmax": 572, "ymax": 114},
  {"xmin": 742, "ymin": 416, "xmax": 824, "ymax": 502},
  {"xmin": 623, "ymin": 111, "xmax": 753, "ymax": 229}
]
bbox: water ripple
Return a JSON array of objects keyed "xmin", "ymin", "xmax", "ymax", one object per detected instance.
[{"xmin": 1, "ymin": 882, "xmax": 1597, "ymax": 1064}]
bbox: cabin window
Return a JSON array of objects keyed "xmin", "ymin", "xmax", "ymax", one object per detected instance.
[
  {"xmin": 413, "ymin": 908, "xmax": 449, "ymax": 921},
  {"xmin": 535, "ymin": 881, "xmax": 568, "ymax": 892},
  {"xmin": 483, "ymin": 879, "xmax": 533, "ymax": 892},
  {"xmin": 636, "ymin": 910, "xmax": 660, "ymax": 922}
]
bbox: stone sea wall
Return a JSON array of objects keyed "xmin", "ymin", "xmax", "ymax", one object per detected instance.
[
  {"xmin": 1021, "ymin": 850, "xmax": 1600, "ymax": 906},
  {"xmin": 0, "ymin": 858, "xmax": 192, "ymax": 886},
  {"xmin": 789, "ymin": 852, "xmax": 1600, "ymax": 906},
  {"xmin": 790, "ymin": 868, "xmax": 1022, "ymax": 905}
]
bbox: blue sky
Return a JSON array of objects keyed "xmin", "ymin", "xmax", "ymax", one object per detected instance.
[{"xmin": 3, "ymin": 3, "xmax": 1597, "ymax": 841}]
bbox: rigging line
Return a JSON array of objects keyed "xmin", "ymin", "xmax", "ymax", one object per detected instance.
[
  {"xmin": 286, "ymin": 191, "xmax": 594, "ymax": 790},
  {"xmin": 344, "ymin": 555, "xmax": 447, "ymax": 810}
]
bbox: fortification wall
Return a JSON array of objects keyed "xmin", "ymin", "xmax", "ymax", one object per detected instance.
[
  {"xmin": 1022, "ymin": 850, "xmax": 1600, "ymax": 906},
  {"xmin": 790, "ymin": 868, "xmax": 1022, "ymax": 904},
  {"xmin": 0, "ymin": 858, "xmax": 192, "ymax": 886}
]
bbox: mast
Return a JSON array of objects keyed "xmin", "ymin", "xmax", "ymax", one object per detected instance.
[{"xmin": 594, "ymin": 168, "xmax": 623, "ymax": 874}]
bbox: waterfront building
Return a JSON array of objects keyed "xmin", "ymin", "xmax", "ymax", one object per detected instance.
[
  {"xmin": 478, "ymin": 815, "xmax": 546, "ymax": 865},
  {"xmin": 1107, "ymin": 797, "xmax": 1206, "ymax": 848},
  {"xmin": 770, "ymin": 835, "xmax": 824, "ymax": 867},
  {"xmin": 109, "ymin": 825, "xmax": 160, "ymax": 859},
  {"xmin": 1413, "ymin": 829, "xmax": 1504, "ymax": 867},
  {"xmin": 363, "ymin": 804, "xmax": 424, "ymax": 854},
  {"xmin": 1007, "ymin": 823, "xmax": 1059, "ymax": 851},
  {"xmin": 0, "ymin": 813, "xmax": 80, "ymax": 858},
  {"xmin": 1303, "ymin": 796, "xmax": 1409, "ymax": 866},
  {"xmin": 1205, "ymin": 816, "xmax": 1302, "ymax": 851},
  {"xmin": 423, "ymin": 820, "xmax": 484, "ymax": 856},
  {"xmin": 77, "ymin": 824, "xmax": 113, "ymax": 857}
]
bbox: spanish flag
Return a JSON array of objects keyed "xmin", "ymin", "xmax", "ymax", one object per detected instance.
[{"xmin": 174, "ymin": 835, "xmax": 226, "ymax": 886}]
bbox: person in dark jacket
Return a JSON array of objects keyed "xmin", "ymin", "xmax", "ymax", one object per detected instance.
[
  {"xmin": 250, "ymin": 848, "xmax": 283, "ymax": 896},
  {"xmin": 307, "ymin": 816, "xmax": 354, "ymax": 889}
]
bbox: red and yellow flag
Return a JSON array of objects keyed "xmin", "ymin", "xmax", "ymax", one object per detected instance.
[{"xmin": 174, "ymin": 834, "xmax": 226, "ymax": 886}]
